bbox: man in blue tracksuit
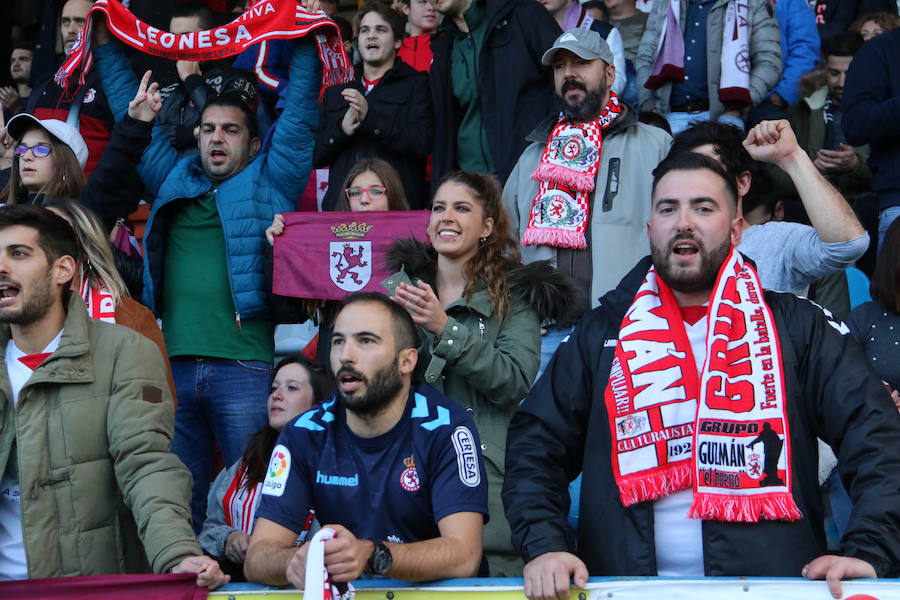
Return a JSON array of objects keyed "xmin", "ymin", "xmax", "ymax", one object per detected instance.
[{"xmin": 91, "ymin": 23, "xmax": 322, "ymax": 532}]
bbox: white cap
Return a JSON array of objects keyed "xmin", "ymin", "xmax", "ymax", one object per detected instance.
[{"xmin": 7, "ymin": 113, "xmax": 89, "ymax": 169}]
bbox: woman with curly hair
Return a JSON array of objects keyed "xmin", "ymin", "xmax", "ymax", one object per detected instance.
[
  {"xmin": 850, "ymin": 11, "xmax": 899, "ymax": 42},
  {"xmin": 382, "ymin": 171, "xmax": 572, "ymax": 576}
]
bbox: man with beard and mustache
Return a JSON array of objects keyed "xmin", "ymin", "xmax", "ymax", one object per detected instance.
[
  {"xmin": 503, "ymin": 150, "xmax": 900, "ymax": 600},
  {"xmin": 503, "ymin": 28, "xmax": 671, "ymax": 373},
  {"xmin": 0, "ymin": 205, "xmax": 228, "ymax": 587},
  {"xmin": 246, "ymin": 292, "xmax": 489, "ymax": 587}
]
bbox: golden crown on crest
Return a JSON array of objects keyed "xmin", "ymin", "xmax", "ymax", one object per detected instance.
[{"xmin": 330, "ymin": 221, "xmax": 374, "ymax": 240}]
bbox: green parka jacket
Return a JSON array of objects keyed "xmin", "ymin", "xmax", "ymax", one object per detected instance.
[
  {"xmin": 382, "ymin": 238, "xmax": 573, "ymax": 576},
  {"xmin": 0, "ymin": 292, "xmax": 200, "ymax": 578}
]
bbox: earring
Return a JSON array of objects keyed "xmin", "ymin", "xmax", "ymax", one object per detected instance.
[
  {"xmin": 62, "ymin": 174, "xmax": 67, "ymax": 182},
  {"xmin": 480, "ymin": 237, "xmax": 487, "ymax": 245}
]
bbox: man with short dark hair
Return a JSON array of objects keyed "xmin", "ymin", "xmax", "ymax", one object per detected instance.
[
  {"xmin": 315, "ymin": 2, "xmax": 433, "ymax": 210},
  {"xmin": 92, "ymin": 18, "xmax": 324, "ymax": 532},
  {"xmin": 504, "ymin": 146, "xmax": 900, "ymax": 600},
  {"xmin": 777, "ymin": 32, "xmax": 870, "ymax": 203},
  {"xmin": 0, "ymin": 44, "xmax": 34, "ymax": 117},
  {"xmin": 245, "ymin": 292, "xmax": 488, "ymax": 587},
  {"xmin": 503, "ymin": 28, "xmax": 670, "ymax": 371},
  {"xmin": 0, "ymin": 205, "xmax": 226, "ymax": 586}
]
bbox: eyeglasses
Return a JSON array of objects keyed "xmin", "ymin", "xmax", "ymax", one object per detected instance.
[
  {"xmin": 14, "ymin": 143, "xmax": 53, "ymax": 158},
  {"xmin": 345, "ymin": 185, "xmax": 387, "ymax": 200}
]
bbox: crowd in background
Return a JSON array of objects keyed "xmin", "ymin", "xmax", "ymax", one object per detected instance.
[{"xmin": 0, "ymin": 0, "xmax": 899, "ymax": 594}]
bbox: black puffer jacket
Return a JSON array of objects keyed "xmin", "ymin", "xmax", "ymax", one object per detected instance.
[
  {"xmin": 314, "ymin": 60, "xmax": 433, "ymax": 210},
  {"xmin": 428, "ymin": 0, "xmax": 560, "ymax": 190},
  {"xmin": 504, "ymin": 256, "xmax": 900, "ymax": 578}
]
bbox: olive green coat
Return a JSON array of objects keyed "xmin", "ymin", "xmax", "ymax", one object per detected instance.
[
  {"xmin": 383, "ymin": 239, "xmax": 573, "ymax": 576},
  {"xmin": 0, "ymin": 292, "xmax": 200, "ymax": 578}
]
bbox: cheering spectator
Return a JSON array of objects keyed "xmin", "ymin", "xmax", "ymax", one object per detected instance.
[
  {"xmin": 157, "ymin": 4, "xmax": 263, "ymax": 156},
  {"xmin": 775, "ymin": 33, "xmax": 871, "ymax": 204},
  {"xmin": 315, "ymin": 3, "xmax": 433, "ymax": 210},
  {"xmin": 199, "ymin": 355, "xmax": 334, "ymax": 577},
  {"xmin": 0, "ymin": 43, "xmax": 33, "ymax": 118},
  {"xmin": 502, "ymin": 29, "xmax": 670, "ymax": 370},
  {"xmin": 503, "ymin": 151, "xmax": 900, "ymax": 599},
  {"xmin": 245, "ymin": 293, "xmax": 489, "ymax": 586},
  {"xmin": 635, "ymin": 0, "xmax": 782, "ymax": 134},
  {"xmin": 92, "ymin": 21, "xmax": 324, "ymax": 533},
  {"xmin": 670, "ymin": 120, "xmax": 869, "ymax": 299},
  {"xmin": 842, "ymin": 27, "xmax": 900, "ymax": 254},
  {"xmin": 429, "ymin": 0, "xmax": 561, "ymax": 187},
  {"xmin": 747, "ymin": 0, "xmax": 819, "ymax": 126},
  {"xmin": 398, "ymin": 0, "xmax": 440, "ymax": 72},
  {"xmin": 40, "ymin": 197, "xmax": 176, "ymax": 400},
  {"xmin": 847, "ymin": 218, "xmax": 900, "ymax": 406},
  {"xmin": 0, "ymin": 205, "xmax": 227, "ymax": 587},
  {"xmin": 538, "ymin": 0, "xmax": 627, "ymax": 95},
  {"xmin": 26, "ymin": 0, "xmax": 115, "ymax": 178},
  {"xmin": 384, "ymin": 172, "xmax": 572, "ymax": 576},
  {"xmin": 851, "ymin": 11, "xmax": 900, "ymax": 41}
]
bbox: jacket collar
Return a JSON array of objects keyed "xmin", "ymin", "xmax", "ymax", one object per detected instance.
[
  {"xmin": 0, "ymin": 291, "xmax": 94, "ymax": 387},
  {"xmin": 802, "ymin": 87, "xmax": 829, "ymax": 111},
  {"xmin": 526, "ymin": 102, "xmax": 639, "ymax": 144}
]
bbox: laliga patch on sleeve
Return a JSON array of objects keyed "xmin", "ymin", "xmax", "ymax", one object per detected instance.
[
  {"xmin": 262, "ymin": 444, "xmax": 291, "ymax": 497},
  {"xmin": 451, "ymin": 426, "xmax": 481, "ymax": 488},
  {"xmin": 142, "ymin": 385, "xmax": 163, "ymax": 404}
]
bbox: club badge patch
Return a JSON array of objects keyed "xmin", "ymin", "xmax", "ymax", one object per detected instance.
[{"xmin": 400, "ymin": 455, "xmax": 420, "ymax": 492}]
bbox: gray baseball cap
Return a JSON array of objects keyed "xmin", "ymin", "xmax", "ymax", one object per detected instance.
[{"xmin": 541, "ymin": 28, "xmax": 614, "ymax": 67}]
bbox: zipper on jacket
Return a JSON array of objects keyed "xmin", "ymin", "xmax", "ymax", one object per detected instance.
[
  {"xmin": 235, "ymin": 312, "xmax": 242, "ymax": 330},
  {"xmin": 478, "ymin": 317, "xmax": 485, "ymax": 339}
]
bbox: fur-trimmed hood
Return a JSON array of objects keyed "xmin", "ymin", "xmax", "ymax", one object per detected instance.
[{"xmin": 386, "ymin": 238, "xmax": 575, "ymax": 323}]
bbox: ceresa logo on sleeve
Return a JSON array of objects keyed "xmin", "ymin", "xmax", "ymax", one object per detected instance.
[
  {"xmin": 451, "ymin": 426, "xmax": 481, "ymax": 488},
  {"xmin": 262, "ymin": 444, "xmax": 291, "ymax": 497}
]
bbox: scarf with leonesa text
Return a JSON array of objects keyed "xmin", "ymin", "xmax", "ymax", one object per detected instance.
[
  {"xmin": 56, "ymin": 0, "xmax": 352, "ymax": 100},
  {"xmin": 605, "ymin": 249, "xmax": 801, "ymax": 522}
]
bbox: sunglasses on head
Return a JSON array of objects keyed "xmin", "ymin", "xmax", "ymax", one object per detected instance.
[
  {"xmin": 14, "ymin": 143, "xmax": 53, "ymax": 158},
  {"xmin": 345, "ymin": 185, "xmax": 386, "ymax": 200}
]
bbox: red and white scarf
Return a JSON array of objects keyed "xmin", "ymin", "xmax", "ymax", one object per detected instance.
[
  {"xmin": 223, "ymin": 465, "xmax": 263, "ymax": 535},
  {"xmin": 644, "ymin": 0, "xmax": 751, "ymax": 109},
  {"xmin": 56, "ymin": 0, "xmax": 353, "ymax": 99},
  {"xmin": 606, "ymin": 249, "xmax": 802, "ymax": 522},
  {"xmin": 80, "ymin": 280, "xmax": 116, "ymax": 324},
  {"xmin": 521, "ymin": 92, "xmax": 622, "ymax": 250}
]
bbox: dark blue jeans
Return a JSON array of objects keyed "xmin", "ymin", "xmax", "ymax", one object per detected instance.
[{"xmin": 171, "ymin": 357, "xmax": 272, "ymax": 533}]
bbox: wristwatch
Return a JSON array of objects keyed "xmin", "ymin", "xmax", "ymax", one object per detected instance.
[{"xmin": 366, "ymin": 540, "xmax": 393, "ymax": 576}]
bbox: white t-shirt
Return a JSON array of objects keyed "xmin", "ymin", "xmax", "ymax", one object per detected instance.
[
  {"xmin": 653, "ymin": 314, "xmax": 706, "ymax": 576},
  {"xmin": 0, "ymin": 332, "xmax": 62, "ymax": 580}
]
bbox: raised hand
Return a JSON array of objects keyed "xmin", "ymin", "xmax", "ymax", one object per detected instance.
[
  {"xmin": 743, "ymin": 120, "xmax": 803, "ymax": 168},
  {"xmin": 128, "ymin": 70, "xmax": 163, "ymax": 123}
]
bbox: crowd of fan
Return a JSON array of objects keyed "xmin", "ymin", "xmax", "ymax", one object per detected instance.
[{"xmin": 0, "ymin": 0, "xmax": 899, "ymax": 597}]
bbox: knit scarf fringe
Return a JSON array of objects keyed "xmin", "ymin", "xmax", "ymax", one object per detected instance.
[{"xmin": 689, "ymin": 492, "xmax": 803, "ymax": 522}]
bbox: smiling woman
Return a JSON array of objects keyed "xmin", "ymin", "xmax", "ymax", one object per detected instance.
[{"xmin": 382, "ymin": 172, "xmax": 573, "ymax": 576}]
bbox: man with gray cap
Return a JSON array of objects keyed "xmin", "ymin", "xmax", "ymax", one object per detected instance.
[{"xmin": 502, "ymin": 28, "xmax": 671, "ymax": 373}]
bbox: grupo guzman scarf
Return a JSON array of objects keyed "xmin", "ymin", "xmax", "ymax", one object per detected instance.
[
  {"xmin": 605, "ymin": 249, "xmax": 802, "ymax": 522},
  {"xmin": 644, "ymin": 0, "xmax": 751, "ymax": 109},
  {"xmin": 56, "ymin": 0, "xmax": 353, "ymax": 98},
  {"xmin": 521, "ymin": 91, "xmax": 622, "ymax": 250}
]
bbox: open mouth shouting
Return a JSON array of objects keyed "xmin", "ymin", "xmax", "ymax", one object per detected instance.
[
  {"xmin": 0, "ymin": 283, "xmax": 21, "ymax": 306},
  {"xmin": 336, "ymin": 366, "xmax": 368, "ymax": 394},
  {"xmin": 669, "ymin": 235, "xmax": 702, "ymax": 262}
]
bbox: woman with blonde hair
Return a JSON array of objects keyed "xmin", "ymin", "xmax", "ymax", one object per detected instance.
[{"xmin": 41, "ymin": 198, "xmax": 176, "ymax": 399}]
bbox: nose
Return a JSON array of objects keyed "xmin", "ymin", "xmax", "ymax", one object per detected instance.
[
  {"xmin": 675, "ymin": 207, "xmax": 696, "ymax": 233},
  {"xmin": 837, "ymin": 72, "xmax": 846, "ymax": 88}
]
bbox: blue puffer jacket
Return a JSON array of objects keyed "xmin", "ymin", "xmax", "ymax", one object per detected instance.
[{"xmin": 94, "ymin": 40, "xmax": 321, "ymax": 319}]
